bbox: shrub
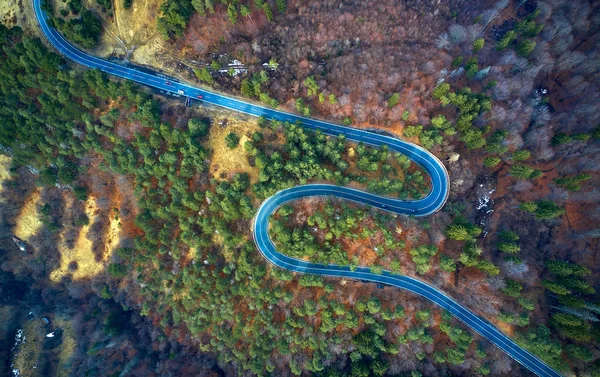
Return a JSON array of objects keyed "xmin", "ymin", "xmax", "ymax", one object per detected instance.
[
  {"xmin": 511, "ymin": 149, "xmax": 530, "ymax": 161},
  {"xmin": 108, "ymin": 263, "xmax": 128, "ymax": 278},
  {"xmin": 483, "ymin": 156, "xmax": 501, "ymax": 167},
  {"xmin": 404, "ymin": 125, "xmax": 423, "ymax": 138},
  {"xmin": 194, "ymin": 68, "xmax": 214, "ymax": 84},
  {"xmin": 225, "ymin": 132, "xmax": 240, "ymax": 149},
  {"xmin": 516, "ymin": 39, "xmax": 536, "ymax": 57},
  {"xmin": 387, "ymin": 93, "xmax": 400, "ymax": 108}
]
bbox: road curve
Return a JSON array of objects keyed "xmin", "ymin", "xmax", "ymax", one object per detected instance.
[{"xmin": 32, "ymin": 1, "xmax": 562, "ymax": 376}]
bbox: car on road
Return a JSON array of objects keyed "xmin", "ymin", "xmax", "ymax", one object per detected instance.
[
  {"xmin": 197, "ymin": 95, "xmax": 203, "ymax": 99},
  {"xmin": 178, "ymin": 89, "xmax": 184, "ymax": 95},
  {"xmin": 381, "ymin": 204, "xmax": 387, "ymax": 208},
  {"xmin": 410, "ymin": 209, "xmax": 417, "ymax": 213},
  {"xmin": 165, "ymin": 81, "xmax": 172, "ymax": 85}
]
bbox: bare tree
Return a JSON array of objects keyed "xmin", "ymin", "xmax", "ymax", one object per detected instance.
[
  {"xmin": 481, "ymin": 9, "xmax": 498, "ymax": 31},
  {"xmin": 551, "ymin": 34, "xmax": 574, "ymax": 55},
  {"xmin": 449, "ymin": 24, "xmax": 467, "ymax": 44},
  {"xmin": 570, "ymin": 2, "xmax": 591, "ymax": 32},
  {"xmin": 530, "ymin": 42, "xmax": 554, "ymax": 73},
  {"xmin": 436, "ymin": 32, "xmax": 450, "ymax": 50},
  {"xmin": 555, "ymin": 51, "xmax": 586, "ymax": 71},
  {"xmin": 525, "ymin": 126, "xmax": 555, "ymax": 161},
  {"xmin": 565, "ymin": 75, "xmax": 589, "ymax": 95},
  {"xmin": 542, "ymin": 16, "xmax": 572, "ymax": 43},
  {"xmin": 533, "ymin": 105, "xmax": 552, "ymax": 126},
  {"xmin": 503, "ymin": 261, "xmax": 529, "ymax": 278}
]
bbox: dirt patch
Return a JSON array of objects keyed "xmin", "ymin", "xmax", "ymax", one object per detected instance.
[
  {"xmin": 0, "ymin": 155, "xmax": 10, "ymax": 203},
  {"xmin": 11, "ymin": 318, "xmax": 45, "ymax": 376},
  {"xmin": 85, "ymin": 0, "xmax": 174, "ymax": 70},
  {"xmin": 53, "ymin": 316, "xmax": 76, "ymax": 377},
  {"xmin": 49, "ymin": 194, "xmax": 120, "ymax": 282},
  {"xmin": 205, "ymin": 115, "xmax": 260, "ymax": 182},
  {"xmin": 13, "ymin": 189, "xmax": 43, "ymax": 242},
  {"xmin": 0, "ymin": 0, "xmax": 39, "ymax": 33}
]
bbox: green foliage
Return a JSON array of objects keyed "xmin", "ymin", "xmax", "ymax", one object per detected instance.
[
  {"xmin": 275, "ymin": 0, "xmax": 286, "ymax": 13},
  {"xmin": 483, "ymin": 156, "xmax": 501, "ymax": 167},
  {"xmin": 516, "ymin": 39, "xmax": 536, "ymax": 57},
  {"xmin": 566, "ymin": 344, "xmax": 594, "ymax": 362},
  {"xmin": 446, "ymin": 348, "xmax": 466, "ymax": 365},
  {"xmin": 520, "ymin": 200, "xmax": 565, "ymax": 220},
  {"xmin": 477, "ymin": 364, "xmax": 491, "ymax": 375},
  {"xmin": 433, "ymin": 84, "xmax": 490, "ymax": 149},
  {"xmin": 370, "ymin": 265, "xmax": 383, "ymax": 275},
  {"xmin": 403, "ymin": 125, "xmax": 422, "ymax": 138},
  {"xmin": 51, "ymin": 7, "xmax": 103, "ymax": 48},
  {"xmin": 515, "ymin": 325, "xmax": 566, "ymax": 371},
  {"xmin": 409, "ymin": 244, "xmax": 438, "ymax": 274},
  {"xmin": 367, "ymin": 298, "xmax": 381, "ymax": 314},
  {"xmin": 472, "ymin": 38, "xmax": 485, "ymax": 52},
  {"xmin": 509, "ymin": 165, "xmax": 539, "ymax": 180},
  {"xmin": 227, "ymin": 3, "xmax": 238, "ymax": 24},
  {"xmin": 517, "ymin": 312, "xmax": 530, "ymax": 327},
  {"xmin": 498, "ymin": 311, "xmax": 515, "ymax": 323},
  {"xmin": 516, "ymin": 15, "xmax": 543, "ymax": 37},
  {"xmin": 401, "ymin": 110, "xmax": 410, "ymax": 121},
  {"xmin": 430, "ymin": 115, "xmax": 454, "ymax": 135},
  {"xmin": 551, "ymin": 132, "xmax": 572, "ymax": 146},
  {"xmin": 496, "ymin": 30, "xmax": 517, "ymax": 50},
  {"xmin": 303, "ymin": 76, "xmax": 320, "ymax": 97},
  {"xmin": 511, "ymin": 149, "xmax": 530, "ymax": 161},
  {"xmin": 188, "ymin": 118, "xmax": 210, "ymax": 138},
  {"xmin": 446, "ymin": 218, "xmax": 481, "ymax": 241},
  {"xmin": 439, "ymin": 254, "xmax": 456, "ymax": 272},
  {"xmin": 432, "ymin": 83, "xmax": 450, "ymax": 100},
  {"xmin": 108, "ymin": 263, "xmax": 128, "ymax": 278},
  {"xmin": 499, "ymin": 231, "xmax": 519, "ymax": 242},
  {"xmin": 73, "ymin": 186, "xmax": 89, "ymax": 201},
  {"xmin": 465, "ymin": 57, "xmax": 479, "ymax": 79},
  {"xmin": 225, "ymin": 132, "xmax": 240, "ymax": 149},
  {"xmin": 498, "ymin": 242, "xmax": 520, "ymax": 254},
  {"xmin": 194, "ymin": 67, "xmax": 214, "ymax": 84},
  {"xmin": 387, "ymin": 93, "xmax": 400, "ymax": 108},
  {"xmin": 446, "ymin": 225, "xmax": 470, "ymax": 241},
  {"xmin": 156, "ymin": 0, "xmax": 194, "ymax": 38},
  {"xmin": 502, "ymin": 279, "xmax": 523, "ymax": 298},
  {"xmin": 99, "ymin": 285, "xmax": 112, "ymax": 299},
  {"xmin": 543, "ymin": 280, "xmax": 571, "ymax": 295},
  {"xmin": 451, "ymin": 56, "xmax": 464, "ymax": 67},
  {"xmin": 295, "ymin": 98, "xmax": 312, "ymax": 116},
  {"xmin": 545, "ymin": 260, "xmax": 590, "ymax": 277},
  {"xmin": 554, "ymin": 173, "xmax": 591, "ymax": 192}
]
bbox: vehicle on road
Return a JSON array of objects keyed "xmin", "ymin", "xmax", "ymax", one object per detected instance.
[
  {"xmin": 177, "ymin": 89, "xmax": 184, "ymax": 95},
  {"xmin": 197, "ymin": 95, "xmax": 203, "ymax": 99},
  {"xmin": 381, "ymin": 204, "xmax": 387, "ymax": 208},
  {"xmin": 165, "ymin": 81, "xmax": 172, "ymax": 85},
  {"xmin": 410, "ymin": 209, "xmax": 417, "ymax": 213}
]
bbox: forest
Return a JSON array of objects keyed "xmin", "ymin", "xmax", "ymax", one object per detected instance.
[
  {"xmin": 0, "ymin": 24, "xmax": 497, "ymax": 376},
  {"xmin": 2, "ymin": 0, "xmax": 600, "ymax": 375}
]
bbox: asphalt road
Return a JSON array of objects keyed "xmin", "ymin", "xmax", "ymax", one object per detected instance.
[{"xmin": 32, "ymin": 1, "xmax": 562, "ymax": 375}]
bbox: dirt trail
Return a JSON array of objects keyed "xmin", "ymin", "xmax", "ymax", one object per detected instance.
[{"xmin": 89, "ymin": 0, "xmax": 166, "ymax": 66}]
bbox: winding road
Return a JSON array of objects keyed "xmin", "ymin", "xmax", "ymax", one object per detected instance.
[{"xmin": 32, "ymin": 1, "xmax": 562, "ymax": 376}]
